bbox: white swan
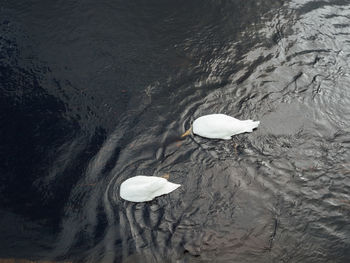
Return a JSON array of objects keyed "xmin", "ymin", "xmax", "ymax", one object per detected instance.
[
  {"xmin": 182, "ymin": 114, "xmax": 260, "ymax": 140},
  {"xmin": 120, "ymin": 175, "xmax": 181, "ymax": 202}
]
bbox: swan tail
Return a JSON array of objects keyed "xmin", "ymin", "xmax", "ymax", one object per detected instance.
[{"xmin": 241, "ymin": 120, "xmax": 260, "ymax": 133}]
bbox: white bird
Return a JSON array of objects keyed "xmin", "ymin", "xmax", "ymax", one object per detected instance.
[
  {"xmin": 120, "ymin": 175, "xmax": 181, "ymax": 202},
  {"xmin": 182, "ymin": 114, "xmax": 260, "ymax": 140}
]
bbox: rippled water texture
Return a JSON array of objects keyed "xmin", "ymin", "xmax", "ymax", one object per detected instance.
[{"xmin": 1, "ymin": 0, "xmax": 350, "ymax": 262}]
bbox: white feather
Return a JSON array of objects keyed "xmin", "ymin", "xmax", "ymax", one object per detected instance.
[
  {"xmin": 120, "ymin": 175, "xmax": 181, "ymax": 202},
  {"xmin": 192, "ymin": 114, "xmax": 260, "ymax": 140}
]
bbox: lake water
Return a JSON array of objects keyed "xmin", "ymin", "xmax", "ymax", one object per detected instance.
[{"xmin": 1, "ymin": 0, "xmax": 350, "ymax": 262}]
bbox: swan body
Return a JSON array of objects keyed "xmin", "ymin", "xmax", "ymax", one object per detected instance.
[
  {"xmin": 120, "ymin": 175, "xmax": 181, "ymax": 202},
  {"xmin": 192, "ymin": 114, "xmax": 260, "ymax": 140}
]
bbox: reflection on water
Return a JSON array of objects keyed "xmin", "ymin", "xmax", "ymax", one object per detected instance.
[{"xmin": 1, "ymin": 0, "xmax": 350, "ymax": 262}]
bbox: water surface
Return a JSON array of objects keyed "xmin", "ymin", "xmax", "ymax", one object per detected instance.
[{"xmin": 1, "ymin": 0, "xmax": 350, "ymax": 262}]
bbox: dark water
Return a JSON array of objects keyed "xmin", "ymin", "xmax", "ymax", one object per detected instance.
[{"xmin": 1, "ymin": 0, "xmax": 350, "ymax": 262}]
